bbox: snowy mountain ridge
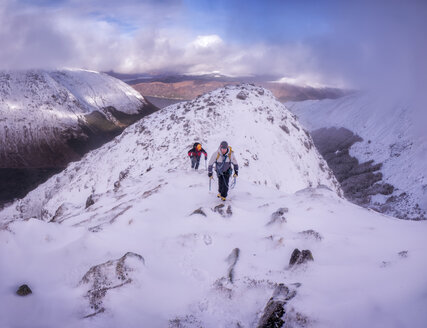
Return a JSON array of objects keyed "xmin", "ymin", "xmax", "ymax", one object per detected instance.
[
  {"xmin": 0, "ymin": 83, "xmax": 340, "ymax": 225},
  {"xmin": 1, "ymin": 85, "xmax": 426, "ymax": 328},
  {"xmin": 0, "ymin": 69, "xmax": 156, "ymax": 168}
]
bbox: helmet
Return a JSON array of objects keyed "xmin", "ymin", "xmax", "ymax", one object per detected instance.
[
  {"xmin": 220, "ymin": 141, "xmax": 228, "ymax": 149},
  {"xmin": 196, "ymin": 144, "xmax": 202, "ymax": 151}
]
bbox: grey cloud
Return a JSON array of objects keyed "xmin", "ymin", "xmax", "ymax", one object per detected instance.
[
  {"xmin": 2, "ymin": 0, "xmax": 426, "ymax": 107},
  {"xmin": 315, "ymin": 1, "xmax": 427, "ymax": 134},
  {"xmin": 312, "ymin": 1, "xmax": 427, "ymax": 91},
  {"xmin": 0, "ymin": 0, "xmax": 191, "ymax": 72},
  {"xmin": 0, "ymin": 3, "xmax": 75, "ymax": 69}
]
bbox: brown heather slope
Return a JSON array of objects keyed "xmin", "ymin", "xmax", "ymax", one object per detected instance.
[
  {"xmin": 132, "ymin": 81, "xmax": 232, "ymax": 100},
  {"xmin": 132, "ymin": 80, "xmax": 346, "ymax": 102}
]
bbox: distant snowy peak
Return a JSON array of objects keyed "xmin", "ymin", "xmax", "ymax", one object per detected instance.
[
  {"xmin": 2, "ymin": 83, "xmax": 341, "ymax": 224},
  {"xmin": 0, "ymin": 69, "xmax": 157, "ymax": 168}
]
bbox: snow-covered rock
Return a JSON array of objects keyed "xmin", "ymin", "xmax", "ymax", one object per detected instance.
[
  {"xmin": 257, "ymin": 283, "xmax": 298, "ymax": 327},
  {"xmin": 79, "ymin": 251, "xmax": 145, "ymax": 318},
  {"xmin": 287, "ymin": 93, "xmax": 427, "ymax": 219},
  {"xmin": 0, "ymin": 69, "xmax": 157, "ymax": 168},
  {"xmin": 1, "ymin": 85, "xmax": 426, "ymax": 328}
]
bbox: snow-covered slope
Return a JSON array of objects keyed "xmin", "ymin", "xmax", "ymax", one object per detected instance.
[
  {"xmin": 0, "ymin": 69, "xmax": 157, "ymax": 168},
  {"xmin": 2, "ymin": 180, "xmax": 427, "ymax": 328},
  {"xmin": 2, "ymin": 85, "xmax": 426, "ymax": 327},
  {"xmin": 287, "ymin": 93, "xmax": 427, "ymax": 219},
  {"xmin": 0, "ymin": 84, "xmax": 340, "ymax": 224}
]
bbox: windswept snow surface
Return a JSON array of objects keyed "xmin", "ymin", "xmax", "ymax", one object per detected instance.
[
  {"xmin": 1, "ymin": 85, "xmax": 426, "ymax": 327},
  {"xmin": 0, "ymin": 69, "xmax": 153, "ymax": 168},
  {"xmin": 287, "ymin": 93, "xmax": 427, "ymax": 217}
]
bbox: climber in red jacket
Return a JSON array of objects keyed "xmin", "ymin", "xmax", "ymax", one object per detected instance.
[{"xmin": 188, "ymin": 142, "xmax": 207, "ymax": 170}]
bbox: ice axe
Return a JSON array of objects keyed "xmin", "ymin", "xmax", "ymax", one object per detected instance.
[
  {"xmin": 230, "ymin": 176, "xmax": 237, "ymax": 189},
  {"xmin": 209, "ymin": 175, "xmax": 214, "ymax": 191}
]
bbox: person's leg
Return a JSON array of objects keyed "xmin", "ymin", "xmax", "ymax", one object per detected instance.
[
  {"xmin": 195, "ymin": 157, "xmax": 200, "ymax": 170},
  {"xmin": 191, "ymin": 157, "xmax": 196, "ymax": 168},
  {"xmin": 218, "ymin": 173, "xmax": 224, "ymax": 196},
  {"xmin": 221, "ymin": 171, "xmax": 231, "ymax": 198}
]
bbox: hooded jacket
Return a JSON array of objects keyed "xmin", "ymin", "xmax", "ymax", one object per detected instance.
[{"xmin": 208, "ymin": 146, "xmax": 239, "ymax": 175}]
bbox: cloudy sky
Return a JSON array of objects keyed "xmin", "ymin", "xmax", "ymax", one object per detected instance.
[{"xmin": 1, "ymin": 0, "xmax": 426, "ymax": 90}]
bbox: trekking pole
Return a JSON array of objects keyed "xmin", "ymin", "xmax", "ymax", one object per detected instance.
[
  {"xmin": 209, "ymin": 177, "xmax": 212, "ymax": 191},
  {"xmin": 205, "ymin": 159, "xmax": 207, "ymax": 171}
]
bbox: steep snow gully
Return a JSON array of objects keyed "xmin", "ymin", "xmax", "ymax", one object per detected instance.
[{"xmin": 1, "ymin": 85, "xmax": 427, "ymax": 328}]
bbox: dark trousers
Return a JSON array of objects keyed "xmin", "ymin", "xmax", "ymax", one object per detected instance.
[
  {"xmin": 218, "ymin": 171, "xmax": 231, "ymax": 198},
  {"xmin": 191, "ymin": 156, "xmax": 201, "ymax": 169}
]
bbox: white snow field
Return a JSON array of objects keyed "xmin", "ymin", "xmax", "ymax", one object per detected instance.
[
  {"xmin": 287, "ymin": 93, "xmax": 427, "ymax": 218},
  {"xmin": 1, "ymin": 85, "xmax": 426, "ymax": 328}
]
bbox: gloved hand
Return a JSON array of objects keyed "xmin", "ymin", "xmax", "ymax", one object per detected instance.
[
  {"xmin": 205, "ymin": 157, "xmax": 207, "ymax": 160},
  {"xmin": 233, "ymin": 171, "xmax": 238, "ymax": 177},
  {"xmin": 208, "ymin": 172, "xmax": 213, "ymax": 178}
]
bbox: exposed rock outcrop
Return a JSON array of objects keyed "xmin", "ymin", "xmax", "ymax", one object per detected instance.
[
  {"xmin": 298, "ymin": 229, "xmax": 323, "ymax": 241},
  {"xmin": 226, "ymin": 248, "xmax": 240, "ymax": 283},
  {"xmin": 213, "ymin": 204, "xmax": 233, "ymax": 218},
  {"xmin": 257, "ymin": 284, "xmax": 298, "ymax": 328},
  {"xmin": 289, "ymin": 249, "xmax": 314, "ymax": 267},
  {"xmin": 16, "ymin": 284, "xmax": 32, "ymax": 296},
  {"xmin": 190, "ymin": 207, "xmax": 207, "ymax": 217},
  {"xmin": 268, "ymin": 208, "xmax": 288, "ymax": 225},
  {"xmin": 79, "ymin": 252, "xmax": 145, "ymax": 317}
]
